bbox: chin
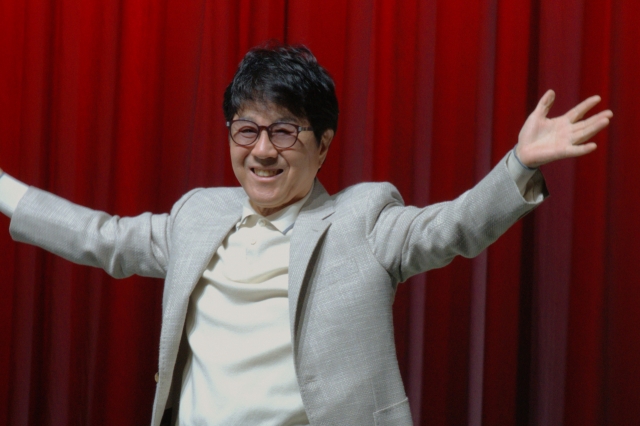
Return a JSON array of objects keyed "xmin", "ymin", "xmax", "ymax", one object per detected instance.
[{"xmin": 246, "ymin": 191, "xmax": 283, "ymax": 209}]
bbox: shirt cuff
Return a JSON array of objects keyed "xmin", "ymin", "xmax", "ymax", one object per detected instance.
[
  {"xmin": 0, "ymin": 173, "xmax": 29, "ymax": 218},
  {"xmin": 506, "ymin": 150, "xmax": 540, "ymax": 202}
]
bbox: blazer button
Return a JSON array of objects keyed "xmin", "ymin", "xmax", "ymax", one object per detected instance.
[{"xmin": 155, "ymin": 372, "xmax": 159, "ymax": 383}]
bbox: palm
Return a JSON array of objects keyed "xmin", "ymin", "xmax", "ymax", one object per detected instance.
[{"xmin": 516, "ymin": 90, "xmax": 613, "ymax": 168}]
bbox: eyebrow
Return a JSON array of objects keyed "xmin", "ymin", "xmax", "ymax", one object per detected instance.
[
  {"xmin": 277, "ymin": 116, "xmax": 301, "ymax": 123},
  {"xmin": 237, "ymin": 115, "xmax": 302, "ymax": 124}
]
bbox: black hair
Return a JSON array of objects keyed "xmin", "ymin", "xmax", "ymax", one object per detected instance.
[{"xmin": 223, "ymin": 42, "xmax": 339, "ymax": 144}]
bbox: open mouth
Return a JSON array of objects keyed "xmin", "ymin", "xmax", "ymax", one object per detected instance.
[{"xmin": 251, "ymin": 168, "xmax": 283, "ymax": 177}]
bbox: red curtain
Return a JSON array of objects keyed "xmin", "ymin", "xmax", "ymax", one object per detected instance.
[{"xmin": 0, "ymin": 0, "xmax": 638, "ymax": 425}]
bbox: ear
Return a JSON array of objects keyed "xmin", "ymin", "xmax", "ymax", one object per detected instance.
[{"xmin": 318, "ymin": 129, "xmax": 334, "ymax": 168}]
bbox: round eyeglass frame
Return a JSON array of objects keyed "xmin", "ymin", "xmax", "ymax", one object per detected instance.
[{"xmin": 226, "ymin": 119, "xmax": 314, "ymax": 149}]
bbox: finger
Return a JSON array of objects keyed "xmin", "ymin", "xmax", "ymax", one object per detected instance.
[
  {"xmin": 572, "ymin": 117, "xmax": 611, "ymax": 145},
  {"xmin": 535, "ymin": 89, "xmax": 556, "ymax": 118},
  {"xmin": 572, "ymin": 109, "xmax": 613, "ymax": 134},
  {"xmin": 566, "ymin": 95, "xmax": 602, "ymax": 123},
  {"xmin": 566, "ymin": 142, "xmax": 598, "ymax": 157}
]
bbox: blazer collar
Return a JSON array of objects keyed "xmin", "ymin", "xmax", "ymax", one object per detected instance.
[{"xmin": 299, "ymin": 179, "xmax": 335, "ymax": 220}]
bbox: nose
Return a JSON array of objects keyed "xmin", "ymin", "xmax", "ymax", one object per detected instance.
[{"xmin": 250, "ymin": 128, "xmax": 278, "ymax": 158}]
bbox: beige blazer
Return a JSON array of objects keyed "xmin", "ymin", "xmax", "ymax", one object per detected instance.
[{"xmin": 9, "ymin": 154, "xmax": 546, "ymax": 425}]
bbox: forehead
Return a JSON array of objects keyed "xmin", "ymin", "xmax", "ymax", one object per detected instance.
[{"xmin": 235, "ymin": 101, "xmax": 307, "ymax": 124}]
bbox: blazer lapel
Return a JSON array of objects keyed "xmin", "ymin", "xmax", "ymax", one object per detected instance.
[
  {"xmin": 288, "ymin": 180, "xmax": 335, "ymax": 345},
  {"xmin": 154, "ymin": 188, "xmax": 245, "ymax": 426},
  {"xmin": 160, "ymin": 189, "xmax": 245, "ymax": 365}
]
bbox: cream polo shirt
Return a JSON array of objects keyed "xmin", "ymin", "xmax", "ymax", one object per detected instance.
[{"xmin": 178, "ymin": 190, "xmax": 313, "ymax": 426}]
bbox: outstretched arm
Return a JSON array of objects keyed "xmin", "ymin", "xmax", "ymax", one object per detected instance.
[
  {"xmin": 9, "ymin": 187, "xmax": 172, "ymax": 279},
  {"xmin": 515, "ymin": 90, "xmax": 613, "ymax": 168}
]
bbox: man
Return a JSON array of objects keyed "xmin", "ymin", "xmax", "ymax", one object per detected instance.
[{"xmin": 0, "ymin": 44, "xmax": 612, "ymax": 425}]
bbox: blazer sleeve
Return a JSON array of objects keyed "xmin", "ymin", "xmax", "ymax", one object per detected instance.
[
  {"xmin": 9, "ymin": 187, "xmax": 196, "ymax": 279},
  {"xmin": 366, "ymin": 153, "xmax": 548, "ymax": 283}
]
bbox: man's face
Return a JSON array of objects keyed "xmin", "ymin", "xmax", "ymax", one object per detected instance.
[{"xmin": 230, "ymin": 102, "xmax": 333, "ymax": 217}]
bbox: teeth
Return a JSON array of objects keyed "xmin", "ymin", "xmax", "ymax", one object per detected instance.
[{"xmin": 254, "ymin": 169, "xmax": 279, "ymax": 177}]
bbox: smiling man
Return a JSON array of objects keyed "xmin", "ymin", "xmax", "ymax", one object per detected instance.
[
  {"xmin": 0, "ymin": 44, "xmax": 612, "ymax": 426},
  {"xmin": 227, "ymin": 102, "xmax": 332, "ymax": 216}
]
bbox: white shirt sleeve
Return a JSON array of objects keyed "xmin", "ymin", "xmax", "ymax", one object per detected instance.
[
  {"xmin": 0, "ymin": 173, "xmax": 29, "ymax": 218},
  {"xmin": 506, "ymin": 150, "xmax": 543, "ymax": 203}
]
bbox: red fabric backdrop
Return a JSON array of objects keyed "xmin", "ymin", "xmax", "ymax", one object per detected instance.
[{"xmin": 0, "ymin": 0, "xmax": 638, "ymax": 425}]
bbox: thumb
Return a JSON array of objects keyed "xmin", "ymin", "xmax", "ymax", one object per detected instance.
[{"xmin": 535, "ymin": 89, "xmax": 555, "ymax": 118}]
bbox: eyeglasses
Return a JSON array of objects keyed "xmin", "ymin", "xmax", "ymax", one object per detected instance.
[{"xmin": 226, "ymin": 119, "xmax": 313, "ymax": 149}]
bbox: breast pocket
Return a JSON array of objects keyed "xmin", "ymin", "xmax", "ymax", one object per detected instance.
[{"xmin": 373, "ymin": 397, "xmax": 412, "ymax": 426}]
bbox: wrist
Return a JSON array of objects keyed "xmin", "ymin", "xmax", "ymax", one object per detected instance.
[{"xmin": 513, "ymin": 145, "xmax": 537, "ymax": 171}]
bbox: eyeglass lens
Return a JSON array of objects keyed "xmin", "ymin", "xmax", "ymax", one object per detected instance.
[{"xmin": 230, "ymin": 120, "xmax": 298, "ymax": 148}]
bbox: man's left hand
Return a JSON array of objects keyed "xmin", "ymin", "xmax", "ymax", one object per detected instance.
[{"xmin": 515, "ymin": 90, "xmax": 613, "ymax": 168}]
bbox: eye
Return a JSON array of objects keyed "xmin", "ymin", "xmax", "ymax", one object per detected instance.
[
  {"xmin": 237, "ymin": 126, "xmax": 258, "ymax": 135},
  {"xmin": 271, "ymin": 123, "xmax": 296, "ymax": 135}
]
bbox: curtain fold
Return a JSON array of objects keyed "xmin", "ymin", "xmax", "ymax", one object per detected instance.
[{"xmin": 0, "ymin": 1, "xmax": 637, "ymax": 425}]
